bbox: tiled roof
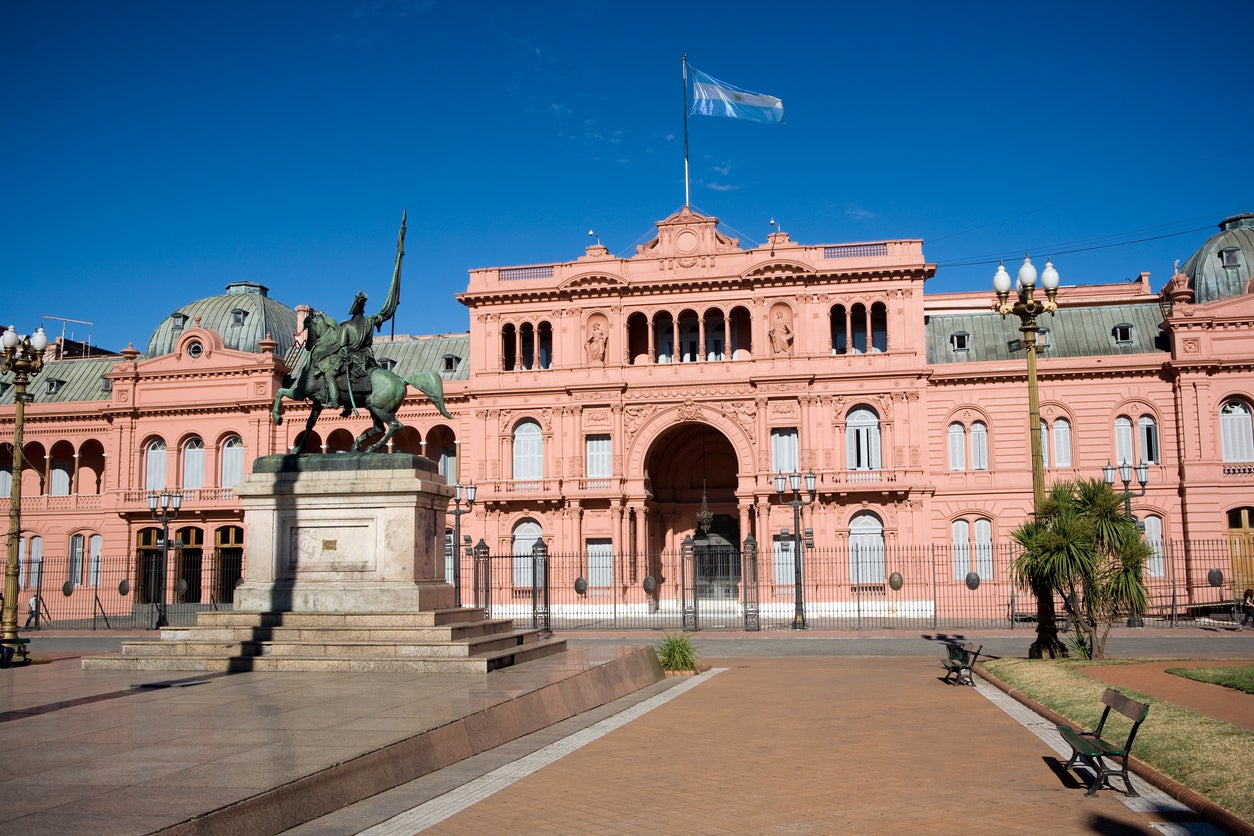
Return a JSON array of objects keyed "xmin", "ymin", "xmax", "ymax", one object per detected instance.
[
  {"xmin": 926, "ymin": 302, "xmax": 1167, "ymax": 365},
  {"xmin": 0, "ymin": 356, "xmax": 119, "ymax": 405}
]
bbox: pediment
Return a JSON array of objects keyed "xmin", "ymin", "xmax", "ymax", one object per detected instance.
[
  {"xmin": 634, "ymin": 206, "xmax": 742, "ymax": 261},
  {"xmin": 559, "ymin": 272, "xmax": 629, "ymax": 290},
  {"xmin": 742, "ymin": 259, "xmax": 816, "ymax": 280}
]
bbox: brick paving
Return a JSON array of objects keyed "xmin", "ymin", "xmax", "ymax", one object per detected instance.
[
  {"xmin": 400, "ymin": 657, "xmax": 1220, "ymax": 835},
  {"xmin": 6, "ymin": 630, "xmax": 1251, "ymax": 835}
]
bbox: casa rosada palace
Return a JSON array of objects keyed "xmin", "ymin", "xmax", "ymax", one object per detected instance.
[{"xmin": 4, "ymin": 208, "xmax": 1254, "ymax": 630}]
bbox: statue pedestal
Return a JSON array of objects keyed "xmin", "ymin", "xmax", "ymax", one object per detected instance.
[{"xmin": 233, "ymin": 453, "xmax": 454, "ymax": 613}]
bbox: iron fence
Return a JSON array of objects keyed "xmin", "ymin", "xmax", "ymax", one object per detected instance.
[
  {"xmin": 8, "ymin": 551, "xmax": 243, "ymax": 631},
  {"xmin": 7, "ymin": 539, "xmax": 1249, "ymax": 633}
]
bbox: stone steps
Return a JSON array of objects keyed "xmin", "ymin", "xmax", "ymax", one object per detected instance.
[{"xmin": 81, "ymin": 608, "xmax": 567, "ymax": 673}]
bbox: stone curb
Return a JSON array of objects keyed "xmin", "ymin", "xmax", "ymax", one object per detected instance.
[{"xmin": 975, "ymin": 663, "xmax": 1254, "ymax": 836}]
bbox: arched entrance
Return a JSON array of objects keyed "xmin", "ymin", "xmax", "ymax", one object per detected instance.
[{"xmin": 643, "ymin": 422, "xmax": 741, "ymax": 599}]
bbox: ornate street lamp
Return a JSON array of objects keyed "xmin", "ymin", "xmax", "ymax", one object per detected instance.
[
  {"xmin": 995, "ymin": 257, "xmax": 1062, "ymax": 658},
  {"xmin": 1104, "ymin": 459, "xmax": 1150, "ymax": 627},
  {"xmin": 449, "ymin": 482, "xmax": 476, "ymax": 608},
  {"xmin": 994, "ymin": 256, "xmax": 1060, "ymax": 508},
  {"xmin": 774, "ymin": 470, "xmax": 816, "ymax": 630},
  {"xmin": 1103, "ymin": 460, "xmax": 1149, "ymax": 522},
  {"xmin": 147, "ymin": 490, "xmax": 183, "ymax": 629},
  {"xmin": 2, "ymin": 326, "xmax": 48, "ymax": 644}
]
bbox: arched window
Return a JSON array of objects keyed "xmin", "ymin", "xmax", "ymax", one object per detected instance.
[
  {"xmin": 947, "ymin": 423, "xmax": 966, "ymax": 471},
  {"xmin": 847, "ymin": 408, "xmax": 881, "ymax": 472},
  {"xmin": 1138, "ymin": 416, "xmax": 1160, "ymax": 465},
  {"xmin": 1221, "ymin": 401, "xmax": 1254, "ymax": 462},
  {"xmin": 512, "ymin": 519, "xmax": 543, "ymax": 588},
  {"xmin": 0, "ymin": 463, "xmax": 10, "ymax": 499},
  {"xmin": 69, "ymin": 534, "xmax": 85, "ymax": 586},
  {"xmin": 145, "ymin": 440, "xmax": 167, "ymax": 490},
  {"xmin": 89, "ymin": 534, "xmax": 103, "ymax": 587},
  {"xmin": 974, "ymin": 518, "xmax": 993, "ymax": 578},
  {"xmin": 512, "ymin": 420, "xmax": 544, "ymax": 483},
  {"xmin": 951, "ymin": 519, "xmax": 970, "ymax": 579},
  {"xmin": 849, "ymin": 512, "xmax": 885, "ymax": 583},
  {"xmin": 20, "ymin": 536, "xmax": 42, "ymax": 590},
  {"xmin": 1038, "ymin": 420, "xmax": 1049, "ymax": 469},
  {"xmin": 870, "ymin": 302, "xmax": 888, "ymax": 353},
  {"xmin": 971, "ymin": 421, "xmax": 989, "ymax": 471},
  {"xmin": 1052, "ymin": 418, "xmax": 1072, "ymax": 468},
  {"xmin": 1114, "ymin": 416, "xmax": 1134, "ymax": 465},
  {"xmin": 952, "ymin": 517, "xmax": 994, "ymax": 580},
  {"xmin": 1142, "ymin": 515, "xmax": 1164, "ymax": 578},
  {"xmin": 830, "ymin": 304, "xmax": 848, "ymax": 355},
  {"xmin": 182, "ymin": 437, "xmax": 205, "ymax": 489},
  {"xmin": 220, "ymin": 436, "xmax": 244, "ymax": 488}
]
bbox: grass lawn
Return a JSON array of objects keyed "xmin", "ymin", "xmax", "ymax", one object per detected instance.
[
  {"xmin": 1166, "ymin": 664, "xmax": 1254, "ymax": 695},
  {"xmin": 982, "ymin": 657, "xmax": 1254, "ymax": 827}
]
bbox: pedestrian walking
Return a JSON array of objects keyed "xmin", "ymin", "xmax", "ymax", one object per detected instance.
[
  {"xmin": 23, "ymin": 595, "xmax": 38, "ymax": 629},
  {"xmin": 1240, "ymin": 588, "xmax": 1254, "ymax": 628}
]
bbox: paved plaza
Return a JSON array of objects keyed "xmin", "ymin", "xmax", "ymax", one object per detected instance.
[{"xmin": 1, "ymin": 628, "xmax": 1251, "ymax": 835}]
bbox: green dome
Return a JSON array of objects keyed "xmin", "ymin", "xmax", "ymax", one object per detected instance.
[
  {"xmin": 1179, "ymin": 213, "xmax": 1254, "ymax": 304},
  {"xmin": 146, "ymin": 281, "xmax": 298, "ymax": 357}
]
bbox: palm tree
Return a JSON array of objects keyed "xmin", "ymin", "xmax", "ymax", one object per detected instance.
[{"xmin": 1011, "ymin": 479, "xmax": 1149, "ymax": 659}]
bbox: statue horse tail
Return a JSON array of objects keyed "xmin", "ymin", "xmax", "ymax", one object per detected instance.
[{"xmin": 406, "ymin": 370, "xmax": 453, "ymax": 420}]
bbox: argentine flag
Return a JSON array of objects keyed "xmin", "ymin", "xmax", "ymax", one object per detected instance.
[{"xmin": 689, "ymin": 67, "xmax": 784, "ymax": 124}]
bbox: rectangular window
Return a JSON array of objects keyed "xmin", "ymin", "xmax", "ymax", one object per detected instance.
[
  {"xmin": 439, "ymin": 445, "xmax": 458, "ymax": 485},
  {"xmin": 771, "ymin": 428, "xmax": 799, "ymax": 474},
  {"xmin": 773, "ymin": 536, "xmax": 796, "ymax": 590},
  {"xmin": 51, "ymin": 460, "xmax": 72, "ymax": 496},
  {"xmin": 444, "ymin": 529, "xmax": 455, "ymax": 586},
  {"xmin": 585, "ymin": 435, "xmax": 612, "ymax": 480},
  {"xmin": 587, "ymin": 539, "xmax": 613, "ymax": 589}
]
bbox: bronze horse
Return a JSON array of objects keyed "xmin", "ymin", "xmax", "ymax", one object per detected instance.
[{"xmin": 272, "ymin": 309, "xmax": 452, "ymax": 453}]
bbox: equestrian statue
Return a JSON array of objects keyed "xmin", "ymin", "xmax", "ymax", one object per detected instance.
[{"xmin": 272, "ymin": 211, "xmax": 453, "ymax": 454}]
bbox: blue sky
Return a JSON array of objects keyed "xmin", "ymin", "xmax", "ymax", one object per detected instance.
[{"xmin": 3, "ymin": 1, "xmax": 1251, "ymax": 352}]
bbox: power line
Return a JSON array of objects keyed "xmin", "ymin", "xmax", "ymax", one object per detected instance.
[{"xmin": 937, "ymin": 225, "xmax": 1212, "ymax": 268}]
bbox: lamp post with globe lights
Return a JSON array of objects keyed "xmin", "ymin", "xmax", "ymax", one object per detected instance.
[
  {"xmin": 147, "ymin": 490, "xmax": 183, "ymax": 629},
  {"xmin": 994, "ymin": 256, "xmax": 1060, "ymax": 509},
  {"xmin": 1104, "ymin": 460, "xmax": 1150, "ymax": 627},
  {"xmin": 774, "ymin": 470, "xmax": 816, "ymax": 630},
  {"xmin": 449, "ymin": 482, "xmax": 475, "ymax": 608},
  {"xmin": 995, "ymin": 257, "xmax": 1065, "ymax": 658},
  {"xmin": 2, "ymin": 326, "xmax": 49, "ymax": 644}
]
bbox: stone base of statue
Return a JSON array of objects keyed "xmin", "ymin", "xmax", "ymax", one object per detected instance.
[{"xmin": 232, "ymin": 452, "xmax": 455, "ymax": 613}]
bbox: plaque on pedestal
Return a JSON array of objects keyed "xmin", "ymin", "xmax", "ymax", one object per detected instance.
[{"xmin": 233, "ymin": 453, "xmax": 455, "ymax": 612}]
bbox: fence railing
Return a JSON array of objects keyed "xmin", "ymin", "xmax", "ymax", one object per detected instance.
[{"xmin": 8, "ymin": 540, "xmax": 1249, "ymax": 632}]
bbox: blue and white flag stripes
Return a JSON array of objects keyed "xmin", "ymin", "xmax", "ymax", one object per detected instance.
[{"xmin": 689, "ymin": 67, "xmax": 784, "ymax": 124}]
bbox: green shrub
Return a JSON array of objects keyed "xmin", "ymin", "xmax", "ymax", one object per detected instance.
[{"xmin": 655, "ymin": 632, "xmax": 700, "ymax": 672}]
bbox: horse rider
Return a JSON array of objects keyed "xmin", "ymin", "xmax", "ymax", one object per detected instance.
[{"xmin": 315, "ymin": 291, "xmax": 393, "ymax": 414}]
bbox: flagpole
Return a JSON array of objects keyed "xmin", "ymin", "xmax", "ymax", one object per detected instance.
[{"xmin": 682, "ymin": 54, "xmax": 690, "ymax": 208}]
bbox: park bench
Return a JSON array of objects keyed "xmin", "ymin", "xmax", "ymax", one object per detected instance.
[
  {"xmin": 1056, "ymin": 687, "xmax": 1149, "ymax": 798},
  {"xmin": 0, "ymin": 636, "xmax": 31, "ymax": 668},
  {"xmin": 940, "ymin": 642, "xmax": 981, "ymax": 686}
]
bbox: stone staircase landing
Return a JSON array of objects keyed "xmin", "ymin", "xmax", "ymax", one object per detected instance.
[{"xmin": 81, "ymin": 608, "xmax": 566, "ymax": 673}]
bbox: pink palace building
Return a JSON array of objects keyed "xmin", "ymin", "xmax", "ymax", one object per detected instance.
[{"xmin": 3, "ymin": 209, "xmax": 1254, "ymax": 630}]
